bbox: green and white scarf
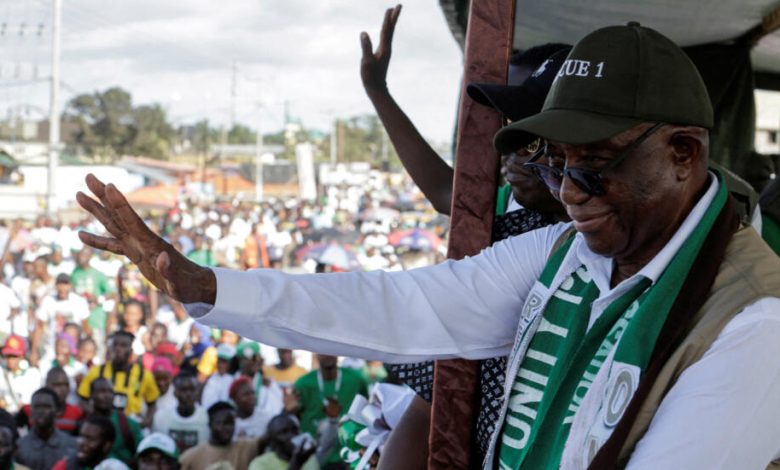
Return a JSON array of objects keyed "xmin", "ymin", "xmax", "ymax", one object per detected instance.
[{"xmin": 497, "ymin": 173, "xmax": 729, "ymax": 470}]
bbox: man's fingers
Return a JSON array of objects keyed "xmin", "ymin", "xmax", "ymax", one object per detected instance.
[
  {"xmin": 104, "ymin": 183, "xmax": 155, "ymax": 240},
  {"xmin": 76, "ymin": 192, "xmax": 125, "ymax": 238},
  {"xmin": 378, "ymin": 4, "xmax": 402, "ymax": 57},
  {"xmin": 84, "ymin": 173, "xmax": 107, "ymax": 200},
  {"xmin": 78, "ymin": 232, "xmax": 125, "ymax": 256},
  {"xmin": 360, "ymin": 32, "xmax": 374, "ymax": 58},
  {"xmin": 376, "ymin": 7, "xmax": 394, "ymax": 57}
]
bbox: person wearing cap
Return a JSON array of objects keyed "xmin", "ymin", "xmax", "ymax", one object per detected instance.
[
  {"xmin": 360, "ymin": 5, "xmax": 568, "ymax": 221},
  {"xmin": 31, "ymin": 272, "xmax": 90, "ymax": 366},
  {"xmin": 136, "ymin": 432, "xmax": 180, "ymax": 470},
  {"xmin": 200, "ymin": 343, "xmax": 237, "ymax": 411},
  {"xmin": 0, "ymin": 334, "xmax": 41, "ymax": 413},
  {"xmin": 151, "ymin": 356, "xmax": 177, "ymax": 410},
  {"xmin": 362, "ymin": 6, "xmax": 573, "ymax": 462},
  {"xmin": 77, "ymin": 23, "xmax": 780, "ymax": 470},
  {"xmin": 151, "ymin": 371, "xmax": 209, "ymax": 453}
]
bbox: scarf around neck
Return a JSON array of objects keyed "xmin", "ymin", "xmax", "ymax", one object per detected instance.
[{"xmin": 497, "ymin": 171, "xmax": 731, "ymax": 470}]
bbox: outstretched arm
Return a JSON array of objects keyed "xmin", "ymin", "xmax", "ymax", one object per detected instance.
[
  {"xmin": 76, "ymin": 174, "xmax": 216, "ymax": 304},
  {"xmin": 361, "ymin": 5, "xmax": 454, "ymax": 215}
]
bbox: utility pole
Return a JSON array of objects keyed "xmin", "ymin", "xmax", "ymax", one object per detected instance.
[
  {"xmin": 381, "ymin": 126, "xmax": 389, "ymax": 171},
  {"xmin": 219, "ymin": 61, "xmax": 238, "ymax": 196},
  {"xmin": 255, "ymin": 100, "xmax": 264, "ymax": 202},
  {"xmin": 47, "ymin": 0, "xmax": 62, "ymax": 215},
  {"xmin": 230, "ymin": 61, "xmax": 238, "ymax": 128},
  {"xmin": 330, "ymin": 118, "xmax": 337, "ymax": 164}
]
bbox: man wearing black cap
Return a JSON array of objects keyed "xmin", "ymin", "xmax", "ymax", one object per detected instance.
[{"xmin": 76, "ymin": 23, "xmax": 780, "ymax": 469}]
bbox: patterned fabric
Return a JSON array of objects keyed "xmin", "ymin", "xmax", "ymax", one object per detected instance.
[
  {"xmin": 385, "ymin": 207, "xmax": 558, "ymax": 462},
  {"xmin": 385, "ymin": 361, "xmax": 434, "ymax": 402},
  {"xmin": 492, "ymin": 207, "xmax": 559, "ymax": 243}
]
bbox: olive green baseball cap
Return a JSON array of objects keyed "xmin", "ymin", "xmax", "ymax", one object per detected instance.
[{"xmin": 494, "ymin": 22, "xmax": 713, "ymax": 153}]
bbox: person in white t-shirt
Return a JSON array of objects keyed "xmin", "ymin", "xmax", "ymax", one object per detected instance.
[
  {"xmin": 230, "ymin": 375, "xmax": 280, "ymax": 440},
  {"xmin": 0, "ymin": 272, "xmax": 22, "ymax": 343},
  {"xmin": 151, "ymin": 371, "xmax": 209, "ymax": 454},
  {"xmin": 10, "ymin": 260, "xmax": 34, "ymax": 331},
  {"xmin": 200, "ymin": 344, "xmax": 237, "ymax": 411},
  {"xmin": 161, "ymin": 300, "xmax": 193, "ymax": 350},
  {"xmin": 32, "ymin": 274, "xmax": 89, "ymax": 365}
]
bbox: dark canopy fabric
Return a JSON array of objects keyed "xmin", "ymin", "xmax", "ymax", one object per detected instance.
[{"xmin": 685, "ymin": 42, "xmax": 757, "ymax": 177}]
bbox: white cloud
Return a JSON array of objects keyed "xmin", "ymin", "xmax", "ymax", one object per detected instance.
[{"xmin": 0, "ymin": 0, "xmax": 463, "ymax": 143}]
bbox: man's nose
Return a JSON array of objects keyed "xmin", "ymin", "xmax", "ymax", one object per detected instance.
[{"xmin": 558, "ymin": 172, "xmax": 590, "ymax": 206}]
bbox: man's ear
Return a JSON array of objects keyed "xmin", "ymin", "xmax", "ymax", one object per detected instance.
[{"xmin": 668, "ymin": 127, "xmax": 707, "ymax": 181}]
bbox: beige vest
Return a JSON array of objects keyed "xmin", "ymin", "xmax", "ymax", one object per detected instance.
[{"xmin": 615, "ymin": 226, "xmax": 780, "ymax": 469}]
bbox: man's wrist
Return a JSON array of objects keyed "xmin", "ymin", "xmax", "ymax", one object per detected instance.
[
  {"xmin": 195, "ymin": 267, "xmax": 217, "ymax": 304},
  {"xmin": 365, "ymin": 85, "xmax": 391, "ymax": 102}
]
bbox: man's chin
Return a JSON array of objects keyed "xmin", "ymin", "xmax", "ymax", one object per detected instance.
[{"xmin": 580, "ymin": 233, "xmax": 623, "ymax": 259}]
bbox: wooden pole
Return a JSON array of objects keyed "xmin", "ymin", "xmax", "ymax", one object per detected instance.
[{"xmin": 428, "ymin": 0, "xmax": 516, "ymax": 468}]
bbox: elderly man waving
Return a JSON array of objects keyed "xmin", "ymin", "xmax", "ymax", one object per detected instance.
[{"xmin": 77, "ymin": 23, "xmax": 780, "ymax": 470}]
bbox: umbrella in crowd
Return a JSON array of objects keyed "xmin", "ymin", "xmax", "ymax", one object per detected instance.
[
  {"xmin": 296, "ymin": 243, "xmax": 363, "ymax": 271},
  {"xmin": 359, "ymin": 207, "xmax": 401, "ymax": 222},
  {"xmin": 388, "ymin": 228, "xmax": 442, "ymax": 252},
  {"xmin": 308, "ymin": 227, "xmax": 361, "ymax": 244}
]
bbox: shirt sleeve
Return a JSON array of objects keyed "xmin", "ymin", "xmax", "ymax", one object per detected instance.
[
  {"xmin": 35, "ymin": 296, "xmax": 52, "ymax": 322},
  {"xmin": 626, "ymin": 297, "xmax": 780, "ymax": 470},
  {"xmin": 77, "ymin": 366, "xmax": 99, "ymax": 399},
  {"xmin": 187, "ymin": 224, "xmax": 570, "ymax": 363},
  {"xmin": 75, "ymin": 296, "xmax": 90, "ymax": 323},
  {"xmin": 141, "ymin": 368, "xmax": 161, "ymax": 404}
]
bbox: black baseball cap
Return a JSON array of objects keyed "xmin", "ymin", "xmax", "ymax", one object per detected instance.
[
  {"xmin": 494, "ymin": 22, "xmax": 713, "ymax": 152},
  {"xmin": 467, "ymin": 47, "xmax": 571, "ymax": 126}
]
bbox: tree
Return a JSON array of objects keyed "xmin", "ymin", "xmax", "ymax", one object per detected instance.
[
  {"xmin": 227, "ymin": 124, "xmax": 256, "ymax": 145},
  {"xmin": 127, "ymin": 104, "xmax": 174, "ymax": 159},
  {"xmin": 63, "ymin": 87, "xmax": 181, "ymax": 161}
]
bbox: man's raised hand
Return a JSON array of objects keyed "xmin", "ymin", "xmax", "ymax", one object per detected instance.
[
  {"xmin": 360, "ymin": 4, "xmax": 402, "ymax": 96},
  {"xmin": 76, "ymin": 174, "xmax": 216, "ymax": 304}
]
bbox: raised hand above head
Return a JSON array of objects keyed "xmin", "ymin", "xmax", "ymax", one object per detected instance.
[
  {"xmin": 76, "ymin": 173, "xmax": 216, "ymax": 304},
  {"xmin": 360, "ymin": 4, "xmax": 402, "ymax": 95}
]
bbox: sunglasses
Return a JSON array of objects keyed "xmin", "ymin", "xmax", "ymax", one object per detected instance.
[{"xmin": 523, "ymin": 123, "xmax": 666, "ymax": 196}]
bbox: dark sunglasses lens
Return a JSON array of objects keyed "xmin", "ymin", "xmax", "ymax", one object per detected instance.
[
  {"xmin": 567, "ymin": 169, "xmax": 605, "ymax": 196},
  {"xmin": 532, "ymin": 165, "xmax": 562, "ymax": 191}
]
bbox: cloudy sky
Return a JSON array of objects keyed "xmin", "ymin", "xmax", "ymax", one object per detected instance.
[{"xmin": 0, "ymin": 0, "xmax": 463, "ymax": 144}]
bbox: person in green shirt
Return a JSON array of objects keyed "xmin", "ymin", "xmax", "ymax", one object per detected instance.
[
  {"xmin": 71, "ymin": 248, "xmax": 113, "ymax": 299},
  {"xmin": 292, "ymin": 355, "xmax": 368, "ymax": 468},
  {"xmin": 89, "ymin": 378, "xmax": 143, "ymax": 466},
  {"xmin": 249, "ymin": 413, "xmax": 318, "ymax": 470},
  {"xmin": 186, "ymin": 234, "xmax": 215, "ymax": 267}
]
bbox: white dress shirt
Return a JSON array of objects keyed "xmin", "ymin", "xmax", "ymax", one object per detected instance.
[{"xmin": 187, "ymin": 176, "xmax": 780, "ymax": 469}]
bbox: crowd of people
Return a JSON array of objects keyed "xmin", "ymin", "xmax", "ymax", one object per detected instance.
[
  {"xmin": 1, "ymin": 4, "xmax": 780, "ymax": 470},
  {"xmin": 0, "ymin": 178, "xmax": 444, "ymax": 469}
]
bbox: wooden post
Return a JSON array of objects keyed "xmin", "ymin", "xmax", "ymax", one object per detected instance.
[{"xmin": 428, "ymin": 0, "xmax": 516, "ymax": 468}]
